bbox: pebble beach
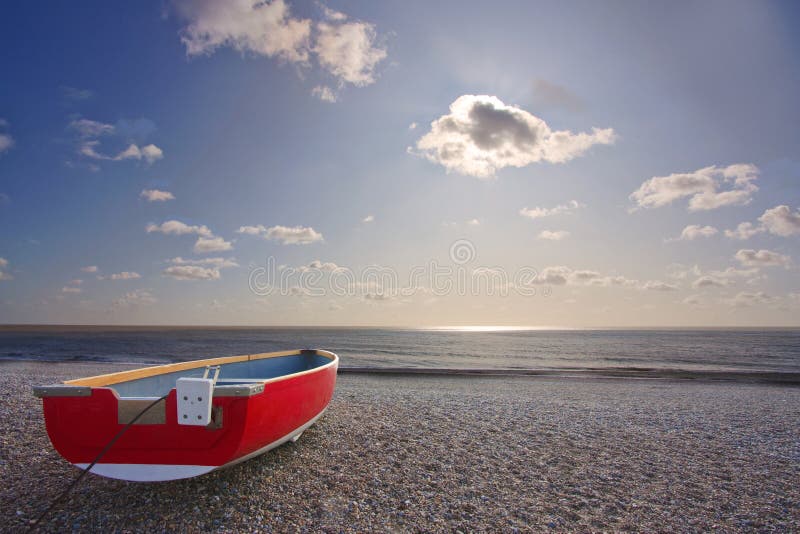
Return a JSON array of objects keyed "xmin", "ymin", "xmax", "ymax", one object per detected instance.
[{"xmin": 2, "ymin": 361, "xmax": 799, "ymax": 532}]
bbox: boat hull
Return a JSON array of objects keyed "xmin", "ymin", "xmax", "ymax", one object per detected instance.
[{"xmin": 37, "ymin": 350, "xmax": 338, "ymax": 482}]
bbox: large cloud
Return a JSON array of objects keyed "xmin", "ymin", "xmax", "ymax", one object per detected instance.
[
  {"xmin": 314, "ymin": 18, "xmax": 386, "ymax": 86},
  {"xmin": 414, "ymin": 95, "xmax": 615, "ymax": 178},
  {"xmin": 629, "ymin": 163, "xmax": 759, "ymax": 211},
  {"xmin": 174, "ymin": 0, "xmax": 311, "ymax": 61},
  {"xmin": 172, "ymin": 0, "xmax": 386, "ymax": 91}
]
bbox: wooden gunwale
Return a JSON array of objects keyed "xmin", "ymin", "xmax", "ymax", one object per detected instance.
[{"xmin": 63, "ymin": 349, "xmax": 337, "ymax": 388}]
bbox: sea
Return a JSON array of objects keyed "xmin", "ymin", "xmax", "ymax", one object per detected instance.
[{"xmin": 1, "ymin": 326, "xmax": 799, "ymax": 375}]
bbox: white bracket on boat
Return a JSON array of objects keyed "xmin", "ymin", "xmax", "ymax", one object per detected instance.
[{"xmin": 177, "ymin": 366, "xmax": 220, "ymax": 426}]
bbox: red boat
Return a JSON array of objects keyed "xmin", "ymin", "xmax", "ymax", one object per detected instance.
[{"xmin": 33, "ymin": 349, "xmax": 338, "ymax": 482}]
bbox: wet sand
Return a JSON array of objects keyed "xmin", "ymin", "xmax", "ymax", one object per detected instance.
[{"xmin": 1, "ymin": 361, "xmax": 799, "ymax": 532}]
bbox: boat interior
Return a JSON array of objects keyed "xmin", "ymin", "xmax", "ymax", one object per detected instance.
[{"xmin": 68, "ymin": 351, "xmax": 334, "ymax": 398}]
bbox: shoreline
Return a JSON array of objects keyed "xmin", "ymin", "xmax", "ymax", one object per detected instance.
[
  {"xmin": 3, "ymin": 358, "xmax": 799, "ymax": 386},
  {"xmin": 2, "ymin": 361, "xmax": 799, "ymax": 531}
]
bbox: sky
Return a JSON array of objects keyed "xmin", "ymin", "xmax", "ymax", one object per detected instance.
[{"xmin": 1, "ymin": 0, "xmax": 800, "ymax": 327}]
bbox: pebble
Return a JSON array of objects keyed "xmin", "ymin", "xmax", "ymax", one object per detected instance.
[{"xmin": 1, "ymin": 361, "xmax": 799, "ymax": 532}]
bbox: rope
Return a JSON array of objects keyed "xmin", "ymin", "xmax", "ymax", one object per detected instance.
[{"xmin": 27, "ymin": 394, "xmax": 169, "ymax": 532}]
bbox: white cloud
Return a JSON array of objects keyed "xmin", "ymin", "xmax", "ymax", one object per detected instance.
[
  {"xmin": 112, "ymin": 289, "xmax": 157, "ymax": 308},
  {"xmin": 466, "ymin": 218, "xmax": 481, "ymax": 226},
  {"xmin": 100, "ymin": 271, "xmax": 142, "ymax": 281},
  {"xmin": 415, "ymin": 95, "xmax": 615, "ymax": 179},
  {"xmin": 194, "ymin": 236, "xmax": 233, "ymax": 253},
  {"xmin": 735, "ymin": 249, "xmax": 791, "ymax": 268},
  {"xmin": 725, "ymin": 291, "xmax": 777, "ymax": 308},
  {"xmin": 169, "ymin": 257, "xmax": 239, "ymax": 268},
  {"xmin": 0, "ymin": 257, "xmax": 12, "ymax": 280},
  {"xmin": 724, "ymin": 222, "xmax": 764, "ymax": 240},
  {"xmin": 527, "ymin": 266, "xmax": 639, "ymax": 288},
  {"xmin": 641, "ymin": 280, "xmax": 679, "ymax": 291},
  {"xmin": 146, "ymin": 220, "xmax": 213, "ymax": 237},
  {"xmin": 236, "ymin": 225, "xmax": 267, "ymax": 235},
  {"xmin": 264, "ymin": 225, "xmax": 324, "ymax": 245},
  {"xmin": 690, "ymin": 266, "xmax": 761, "ymax": 289},
  {"xmin": 314, "ymin": 19, "xmax": 387, "ymax": 86},
  {"xmin": 172, "ymin": 0, "xmax": 386, "ymax": 91},
  {"xmin": 173, "ymin": 0, "xmax": 312, "ymax": 62},
  {"xmin": 361, "ymin": 215, "xmax": 374, "ymax": 223},
  {"xmin": 669, "ymin": 224, "xmax": 718, "ymax": 241},
  {"xmin": 629, "ymin": 163, "xmax": 759, "ymax": 211},
  {"xmin": 69, "ymin": 279, "xmax": 83, "ymax": 285},
  {"xmin": 61, "ymin": 286, "xmax": 82, "ymax": 294},
  {"xmin": 72, "ymin": 118, "xmax": 163, "ymax": 165},
  {"xmin": 0, "ymin": 134, "xmax": 15, "ymax": 154},
  {"xmin": 408, "ymin": 122, "xmax": 417, "ymax": 130},
  {"xmin": 724, "ymin": 205, "xmax": 800, "ymax": 240},
  {"xmin": 140, "ymin": 144, "xmax": 164, "ymax": 163},
  {"xmin": 529, "ymin": 266, "xmax": 571, "ymax": 286},
  {"xmin": 758, "ymin": 205, "xmax": 800, "ymax": 237},
  {"xmin": 163, "ymin": 265, "xmax": 221, "ymax": 280},
  {"xmin": 709, "ymin": 266, "xmax": 760, "ymax": 279},
  {"xmin": 163, "ymin": 256, "xmax": 237, "ymax": 280},
  {"xmin": 311, "ymin": 85, "xmax": 337, "ymax": 102},
  {"xmin": 81, "ymin": 265, "xmax": 99, "ymax": 273},
  {"xmin": 691, "ymin": 276, "xmax": 730, "ymax": 289},
  {"xmin": 519, "ymin": 200, "xmax": 585, "ymax": 219},
  {"xmin": 104, "ymin": 143, "xmax": 163, "ymax": 164},
  {"xmin": 538, "ymin": 230, "xmax": 569, "ymax": 241},
  {"xmin": 239, "ymin": 223, "xmax": 324, "ymax": 244},
  {"xmin": 140, "ymin": 189, "xmax": 175, "ymax": 202}
]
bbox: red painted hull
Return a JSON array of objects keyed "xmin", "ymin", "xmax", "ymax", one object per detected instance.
[{"xmin": 38, "ymin": 351, "xmax": 338, "ymax": 481}]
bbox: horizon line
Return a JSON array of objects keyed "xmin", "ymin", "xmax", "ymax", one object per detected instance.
[{"xmin": 1, "ymin": 323, "xmax": 799, "ymax": 330}]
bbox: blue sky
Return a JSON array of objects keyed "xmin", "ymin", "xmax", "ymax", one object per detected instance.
[{"xmin": 1, "ymin": 0, "xmax": 799, "ymax": 326}]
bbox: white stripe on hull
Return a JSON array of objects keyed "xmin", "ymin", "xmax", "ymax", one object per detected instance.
[
  {"xmin": 74, "ymin": 408, "xmax": 327, "ymax": 482},
  {"xmin": 73, "ymin": 463, "xmax": 215, "ymax": 482}
]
